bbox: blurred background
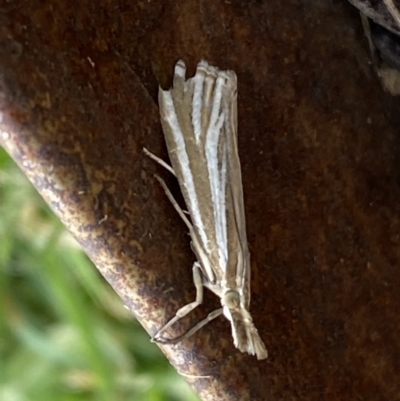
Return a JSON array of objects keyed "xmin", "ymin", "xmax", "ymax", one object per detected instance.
[{"xmin": 0, "ymin": 147, "xmax": 199, "ymax": 401}]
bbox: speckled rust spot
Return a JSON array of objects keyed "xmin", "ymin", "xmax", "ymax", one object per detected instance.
[{"xmin": 1, "ymin": 1, "xmax": 400, "ymax": 400}]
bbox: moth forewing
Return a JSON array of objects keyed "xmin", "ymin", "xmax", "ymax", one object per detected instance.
[{"xmin": 148, "ymin": 59, "xmax": 268, "ymax": 360}]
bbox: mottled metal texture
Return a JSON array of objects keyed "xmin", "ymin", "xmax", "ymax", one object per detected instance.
[{"xmin": 1, "ymin": 1, "xmax": 400, "ymax": 400}]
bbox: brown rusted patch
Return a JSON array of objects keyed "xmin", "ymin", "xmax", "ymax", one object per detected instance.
[{"xmin": 1, "ymin": 1, "xmax": 400, "ymax": 400}]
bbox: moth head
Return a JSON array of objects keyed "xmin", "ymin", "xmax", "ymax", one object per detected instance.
[
  {"xmin": 222, "ymin": 290, "xmax": 241, "ymax": 309},
  {"xmin": 222, "ymin": 291, "xmax": 268, "ymax": 360}
]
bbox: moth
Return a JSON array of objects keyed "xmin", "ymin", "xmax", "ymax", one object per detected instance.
[{"xmin": 144, "ymin": 59, "xmax": 268, "ymax": 359}]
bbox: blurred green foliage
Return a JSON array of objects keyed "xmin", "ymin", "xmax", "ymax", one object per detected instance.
[{"xmin": 0, "ymin": 147, "xmax": 199, "ymax": 401}]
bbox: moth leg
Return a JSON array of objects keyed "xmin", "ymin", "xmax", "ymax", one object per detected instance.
[
  {"xmin": 152, "ymin": 174, "xmax": 193, "ymax": 232},
  {"xmin": 143, "ymin": 147, "xmax": 176, "ymax": 176},
  {"xmin": 152, "ymin": 262, "xmax": 204, "ymax": 343},
  {"xmin": 167, "ymin": 307, "xmax": 223, "ymax": 344}
]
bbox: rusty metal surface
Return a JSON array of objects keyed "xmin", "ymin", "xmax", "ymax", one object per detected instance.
[{"xmin": 1, "ymin": 1, "xmax": 400, "ymax": 400}]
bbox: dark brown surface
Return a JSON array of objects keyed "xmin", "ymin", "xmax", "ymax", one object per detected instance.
[{"xmin": 1, "ymin": 1, "xmax": 400, "ymax": 400}]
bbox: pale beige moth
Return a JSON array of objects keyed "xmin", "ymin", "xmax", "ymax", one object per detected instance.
[{"xmin": 144, "ymin": 59, "xmax": 268, "ymax": 359}]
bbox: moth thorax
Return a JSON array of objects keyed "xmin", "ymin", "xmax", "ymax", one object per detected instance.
[{"xmin": 222, "ymin": 290, "xmax": 240, "ymax": 309}]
